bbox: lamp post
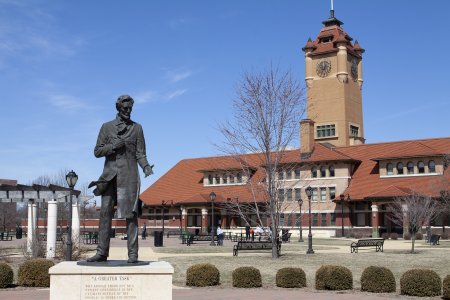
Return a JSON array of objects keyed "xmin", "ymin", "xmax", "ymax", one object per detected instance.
[
  {"xmin": 297, "ymin": 198, "xmax": 304, "ymax": 242},
  {"xmin": 209, "ymin": 192, "xmax": 216, "ymax": 246},
  {"xmin": 340, "ymin": 194, "xmax": 345, "ymax": 237},
  {"xmin": 161, "ymin": 200, "xmax": 167, "ymax": 234},
  {"xmin": 179, "ymin": 206, "xmax": 183, "ymax": 234},
  {"xmin": 305, "ymin": 186, "xmax": 314, "ymax": 254},
  {"xmin": 65, "ymin": 170, "xmax": 78, "ymax": 261}
]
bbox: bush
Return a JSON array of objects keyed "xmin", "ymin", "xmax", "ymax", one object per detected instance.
[
  {"xmin": 0, "ymin": 262, "xmax": 14, "ymax": 288},
  {"xmin": 360, "ymin": 266, "xmax": 396, "ymax": 293},
  {"xmin": 232, "ymin": 266, "xmax": 262, "ymax": 288},
  {"xmin": 315, "ymin": 265, "xmax": 353, "ymax": 290},
  {"xmin": 381, "ymin": 232, "xmax": 390, "ymax": 239},
  {"xmin": 186, "ymin": 263, "xmax": 220, "ymax": 287},
  {"xmin": 443, "ymin": 275, "xmax": 450, "ymax": 299},
  {"xmin": 400, "ymin": 269, "xmax": 441, "ymax": 297},
  {"xmin": 415, "ymin": 232, "xmax": 423, "ymax": 240},
  {"xmin": 276, "ymin": 267, "xmax": 306, "ymax": 288},
  {"xmin": 18, "ymin": 259, "xmax": 54, "ymax": 287},
  {"xmin": 403, "ymin": 232, "xmax": 411, "ymax": 240},
  {"xmin": 390, "ymin": 232, "xmax": 399, "ymax": 240}
]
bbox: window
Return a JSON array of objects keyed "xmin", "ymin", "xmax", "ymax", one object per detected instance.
[
  {"xmin": 278, "ymin": 189, "xmax": 284, "ymax": 202},
  {"xmin": 320, "ymin": 166, "xmax": 327, "ymax": 177},
  {"xmin": 350, "ymin": 125, "xmax": 359, "ymax": 137},
  {"xmin": 386, "ymin": 163, "xmax": 393, "ymax": 175},
  {"xmin": 208, "ymin": 175, "xmax": 213, "ymax": 185},
  {"xmin": 295, "ymin": 213, "xmax": 301, "ymax": 226},
  {"xmin": 316, "ymin": 124, "xmax": 336, "ymax": 138},
  {"xmin": 294, "ymin": 168, "xmax": 301, "ymax": 179},
  {"xmin": 312, "ymin": 188, "xmax": 318, "ymax": 201},
  {"xmin": 222, "ymin": 175, "xmax": 227, "ymax": 184},
  {"xmin": 320, "ymin": 187, "xmax": 327, "ymax": 201},
  {"xmin": 321, "ymin": 213, "xmax": 327, "ymax": 226},
  {"xmin": 330, "ymin": 213, "xmax": 336, "ymax": 226},
  {"xmin": 329, "ymin": 165, "xmax": 335, "ymax": 177},
  {"xmin": 295, "ymin": 188, "xmax": 301, "ymax": 202},
  {"xmin": 286, "ymin": 189, "xmax": 293, "ymax": 202},
  {"xmin": 278, "ymin": 170, "xmax": 284, "ymax": 180},
  {"xmin": 311, "ymin": 166, "xmax": 317, "ymax": 178},
  {"xmin": 428, "ymin": 160, "xmax": 436, "ymax": 173},
  {"xmin": 397, "ymin": 162, "xmax": 404, "ymax": 175},
  {"xmin": 230, "ymin": 174, "xmax": 235, "ymax": 184},
  {"xmin": 329, "ymin": 187, "xmax": 336, "ymax": 200},
  {"xmin": 286, "ymin": 169, "xmax": 292, "ymax": 180},
  {"xmin": 237, "ymin": 173, "xmax": 242, "ymax": 183},
  {"xmin": 418, "ymin": 161, "xmax": 425, "ymax": 174},
  {"xmin": 215, "ymin": 174, "xmax": 220, "ymax": 184},
  {"xmin": 312, "ymin": 213, "xmax": 318, "ymax": 226},
  {"xmin": 407, "ymin": 162, "xmax": 414, "ymax": 174}
]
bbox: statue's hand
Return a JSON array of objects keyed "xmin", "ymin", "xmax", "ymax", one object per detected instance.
[
  {"xmin": 112, "ymin": 138, "xmax": 125, "ymax": 150},
  {"xmin": 144, "ymin": 165, "xmax": 154, "ymax": 177}
]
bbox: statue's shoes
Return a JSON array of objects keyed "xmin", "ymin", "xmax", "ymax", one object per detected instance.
[
  {"xmin": 87, "ymin": 254, "xmax": 107, "ymax": 262},
  {"xmin": 127, "ymin": 257, "xmax": 138, "ymax": 263}
]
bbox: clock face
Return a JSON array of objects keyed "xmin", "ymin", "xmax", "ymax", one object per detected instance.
[
  {"xmin": 351, "ymin": 59, "xmax": 358, "ymax": 79},
  {"xmin": 316, "ymin": 59, "xmax": 331, "ymax": 77}
]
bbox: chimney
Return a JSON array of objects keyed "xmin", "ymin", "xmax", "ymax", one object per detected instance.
[{"xmin": 300, "ymin": 119, "xmax": 315, "ymax": 154}]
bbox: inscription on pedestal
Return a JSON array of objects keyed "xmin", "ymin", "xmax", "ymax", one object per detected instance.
[{"xmin": 83, "ymin": 275, "xmax": 137, "ymax": 300}]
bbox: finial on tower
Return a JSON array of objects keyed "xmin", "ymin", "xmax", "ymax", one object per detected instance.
[
  {"xmin": 331, "ymin": 0, "xmax": 335, "ymax": 18},
  {"xmin": 322, "ymin": 0, "xmax": 343, "ymax": 27}
]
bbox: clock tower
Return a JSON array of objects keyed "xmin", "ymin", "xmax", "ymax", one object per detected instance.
[{"xmin": 301, "ymin": 9, "xmax": 365, "ymax": 149}]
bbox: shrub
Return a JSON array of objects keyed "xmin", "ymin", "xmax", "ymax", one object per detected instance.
[
  {"xmin": 18, "ymin": 259, "xmax": 54, "ymax": 287},
  {"xmin": 400, "ymin": 269, "xmax": 441, "ymax": 297},
  {"xmin": 0, "ymin": 262, "xmax": 14, "ymax": 288},
  {"xmin": 443, "ymin": 275, "xmax": 450, "ymax": 299},
  {"xmin": 360, "ymin": 266, "xmax": 396, "ymax": 293},
  {"xmin": 276, "ymin": 267, "xmax": 306, "ymax": 288},
  {"xmin": 381, "ymin": 232, "xmax": 390, "ymax": 239},
  {"xmin": 403, "ymin": 232, "xmax": 411, "ymax": 240},
  {"xmin": 415, "ymin": 232, "xmax": 423, "ymax": 240},
  {"xmin": 315, "ymin": 265, "xmax": 353, "ymax": 290},
  {"xmin": 186, "ymin": 263, "xmax": 220, "ymax": 287},
  {"xmin": 390, "ymin": 232, "xmax": 399, "ymax": 240},
  {"xmin": 232, "ymin": 266, "xmax": 262, "ymax": 288}
]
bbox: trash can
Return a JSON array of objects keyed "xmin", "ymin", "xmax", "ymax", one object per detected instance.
[
  {"xmin": 110, "ymin": 228, "xmax": 116, "ymax": 238},
  {"xmin": 282, "ymin": 229, "xmax": 289, "ymax": 242},
  {"xmin": 195, "ymin": 228, "xmax": 200, "ymax": 235},
  {"xmin": 154, "ymin": 231, "xmax": 163, "ymax": 247},
  {"xmin": 16, "ymin": 227, "xmax": 23, "ymax": 239}
]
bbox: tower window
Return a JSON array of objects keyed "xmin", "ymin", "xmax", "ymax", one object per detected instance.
[
  {"xmin": 320, "ymin": 166, "xmax": 327, "ymax": 177},
  {"xmin": 428, "ymin": 160, "xmax": 436, "ymax": 173},
  {"xmin": 350, "ymin": 125, "xmax": 359, "ymax": 137},
  {"xmin": 316, "ymin": 124, "xmax": 336, "ymax": 138},
  {"xmin": 329, "ymin": 165, "xmax": 335, "ymax": 177}
]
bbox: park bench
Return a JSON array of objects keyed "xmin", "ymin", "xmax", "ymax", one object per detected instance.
[
  {"xmin": 350, "ymin": 238, "xmax": 384, "ymax": 253},
  {"xmin": 427, "ymin": 234, "xmax": 441, "ymax": 245},
  {"xmin": 233, "ymin": 240, "xmax": 281, "ymax": 256},
  {"xmin": 282, "ymin": 232, "xmax": 292, "ymax": 243},
  {"xmin": 166, "ymin": 230, "xmax": 182, "ymax": 238},
  {"xmin": 185, "ymin": 234, "xmax": 218, "ymax": 246},
  {"xmin": 0, "ymin": 232, "xmax": 13, "ymax": 241},
  {"xmin": 82, "ymin": 232, "xmax": 98, "ymax": 244}
]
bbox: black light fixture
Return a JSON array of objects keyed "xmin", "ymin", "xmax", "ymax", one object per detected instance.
[
  {"xmin": 297, "ymin": 198, "xmax": 304, "ymax": 242},
  {"xmin": 209, "ymin": 192, "xmax": 216, "ymax": 246},
  {"xmin": 65, "ymin": 170, "xmax": 78, "ymax": 261},
  {"xmin": 305, "ymin": 186, "xmax": 314, "ymax": 254},
  {"xmin": 340, "ymin": 194, "xmax": 345, "ymax": 238}
]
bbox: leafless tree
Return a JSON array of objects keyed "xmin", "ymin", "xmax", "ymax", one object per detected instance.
[
  {"xmin": 388, "ymin": 193, "xmax": 441, "ymax": 253},
  {"xmin": 218, "ymin": 66, "xmax": 305, "ymax": 258},
  {"xmin": 0, "ymin": 203, "xmax": 16, "ymax": 232}
]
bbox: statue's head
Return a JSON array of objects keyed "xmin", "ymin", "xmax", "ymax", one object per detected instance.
[{"xmin": 116, "ymin": 95, "xmax": 134, "ymax": 121}]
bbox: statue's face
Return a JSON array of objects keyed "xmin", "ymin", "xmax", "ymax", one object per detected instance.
[{"xmin": 118, "ymin": 101, "xmax": 133, "ymax": 120}]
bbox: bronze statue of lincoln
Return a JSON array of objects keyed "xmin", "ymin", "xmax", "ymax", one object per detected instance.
[{"xmin": 88, "ymin": 95, "xmax": 153, "ymax": 263}]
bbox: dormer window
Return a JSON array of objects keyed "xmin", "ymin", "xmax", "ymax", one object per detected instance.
[
  {"xmin": 319, "ymin": 36, "xmax": 332, "ymax": 43},
  {"xmin": 418, "ymin": 161, "xmax": 425, "ymax": 174},
  {"xmin": 222, "ymin": 175, "xmax": 228, "ymax": 184},
  {"xmin": 407, "ymin": 162, "xmax": 414, "ymax": 174},
  {"xmin": 386, "ymin": 163, "xmax": 393, "ymax": 175},
  {"xmin": 397, "ymin": 162, "xmax": 404, "ymax": 175},
  {"xmin": 208, "ymin": 175, "xmax": 213, "ymax": 185},
  {"xmin": 237, "ymin": 173, "xmax": 242, "ymax": 183},
  {"xmin": 428, "ymin": 160, "xmax": 436, "ymax": 173}
]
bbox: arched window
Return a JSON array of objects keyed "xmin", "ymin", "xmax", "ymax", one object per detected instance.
[
  {"xmin": 396, "ymin": 162, "xmax": 404, "ymax": 175},
  {"xmin": 407, "ymin": 162, "xmax": 414, "ymax": 174},
  {"xmin": 418, "ymin": 161, "xmax": 425, "ymax": 174},
  {"xmin": 311, "ymin": 166, "xmax": 317, "ymax": 178},
  {"xmin": 222, "ymin": 174, "xmax": 228, "ymax": 184},
  {"xmin": 386, "ymin": 163, "xmax": 393, "ymax": 175},
  {"xmin": 208, "ymin": 174, "xmax": 213, "ymax": 185},
  {"xmin": 236, "ymin": 173, "xmax": 242, "ymax": 183},
  {"xmin": 320, "ymin": 166, "xmax": 327, "ymax": 177},
  {"xmin": 329, "ymin": 165, "xmax": 335, "ymax": 177},
  {"xmin": 428, "ymin": 160, "xmax": 436, "ymax": 173}
]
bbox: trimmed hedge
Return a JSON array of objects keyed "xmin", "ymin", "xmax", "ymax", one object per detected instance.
[
  {"xmin": 276, "ymin": 267, "xmax": 306, "ymax": 288},
  {"xmin": 18, "ymin": 259, "xmax": 54, "ymax": 287},
  {"xmin": 0, "ymin": 262, "xmax": 14, "ymax": 288},
  {"xmin": 360, "ymin": 266, "xmax": 396, "ymax": 293},
  {"xmin": 443, "ymin": 275, "xmax": 450, "ymax": 299},
  {"xmin": 186, "ymin": 263, "xmax": 220, "ymax": 287},
  {"xmin": 400, "ymin": 269, "xmax": 441, "ymax": 297},
  {"xmin": 315, "ymin": 265, "xmax": 353, "ymax": 290},
  {"xmin": 232, "ymin": 266, "xmax": 262, "ymax": 288}
]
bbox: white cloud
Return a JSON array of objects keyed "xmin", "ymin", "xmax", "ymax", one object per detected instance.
[
  {"xmin": 166, "ymin": 69, "xmax": 192, "ymax": 83},
  {"xmin": 134, "ymin": 91, "xmax": 158, "ymax": 104},
  {"xmin": 167, "ymin": 89, "xmax": 187, "ymax": 100}
]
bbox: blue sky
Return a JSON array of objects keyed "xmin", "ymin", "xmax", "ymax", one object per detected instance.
[{"xmin": 1, "ymin": 0, "xmax": 449, "ymax": 193}]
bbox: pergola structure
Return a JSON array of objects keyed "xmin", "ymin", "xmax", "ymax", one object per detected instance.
[{"xmin": 0, "ymin": 183, "xmax": 92, "ymax": 258}]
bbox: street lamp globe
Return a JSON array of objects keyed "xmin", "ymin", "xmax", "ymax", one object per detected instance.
[{"xmin": 66, "ymin": 170, "xmax": 78, "ymax": 188}]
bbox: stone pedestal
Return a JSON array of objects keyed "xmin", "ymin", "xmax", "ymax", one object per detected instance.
[{"xmin": 49, "ymin": 261, "xmax": 173, "ymax": 300}]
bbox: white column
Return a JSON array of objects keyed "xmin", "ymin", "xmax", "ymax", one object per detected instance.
[
  {"xmin": 72, "ymin": 200, "xmax": 80, "ymax": 247},
  {"xmin": 27, "ymin": 201, "xmax": 37, "ymax": 253},
  {"xmin": 46, "ymin": 200, "xmax": 58, "ymax": 258}
]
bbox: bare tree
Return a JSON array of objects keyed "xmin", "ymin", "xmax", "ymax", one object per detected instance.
[
  {"xmin": 0, "ymin": 203, "xmax": 16, "ymax": 231},
  {"xmin": 388, "ymin": 193, "xmax": 441, "ymax": 253},
  {"xmin": 218, "ymin": 66, "xmax": 305, "ymax": 258}
]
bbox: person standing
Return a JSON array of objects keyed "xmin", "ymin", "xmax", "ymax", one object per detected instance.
[
  {"xmin": 216, "ymin": 225, "xmax": 224, "ymax": 246},
  {"xmin": 88, "ymin": 95, "xmax": 153, "ymax": 263},
  {"xmin": 142, "ymin": 222, "xmax": 147, "ymax": 240}
]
